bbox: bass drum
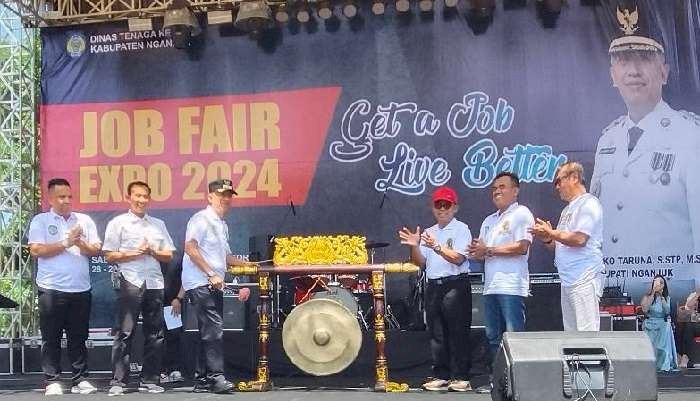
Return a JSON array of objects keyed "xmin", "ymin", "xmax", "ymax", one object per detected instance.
[{"xmin": 311, "ymin": 285, "xmax": 358, "ymax": 314}]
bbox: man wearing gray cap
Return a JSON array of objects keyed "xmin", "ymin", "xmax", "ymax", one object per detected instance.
[
  {"xmin": 590, "ymin": 7, "xmax": 700, "ymax": 294},
  {"xmin": 182, "ymin": 179, "xmax": 253, "ymax": 394}
]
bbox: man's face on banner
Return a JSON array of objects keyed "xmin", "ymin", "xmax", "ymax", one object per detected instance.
[
  {"xmin": 610, "ymin": 51, "xmax": 669, "ymax": 111},
  {"xmin": 49, "ymin": 184, "xmax": 72, "ymax": 217},
  {"xmin": 127, "ymin": 184, "xmax": 151, "ymax": 215},
  {"xmin": 208, "ymin": 191, "xmax": 233, "ymax": 217}
]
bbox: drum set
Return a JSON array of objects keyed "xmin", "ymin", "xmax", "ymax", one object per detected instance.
[{"xmin": 274, "ymin": 240, "xmax": 400, "ymax": 330}]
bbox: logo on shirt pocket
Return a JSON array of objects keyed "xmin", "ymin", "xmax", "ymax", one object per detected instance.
[
  {"xmin": 446, "ymin": 238, "xmax": 454, "ymax": 250},
  {"xmin": 48, "ymin": 225, "xmax": 58, "ymax": 235}
]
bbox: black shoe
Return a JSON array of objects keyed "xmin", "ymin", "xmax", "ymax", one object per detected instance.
[
  {"xmin": 211, "ymin": 379, "xmax": 235, "ymax": 394},
  {"xmin": 192, "ymin": 380, "xmax": 210, "ymax": 393}
]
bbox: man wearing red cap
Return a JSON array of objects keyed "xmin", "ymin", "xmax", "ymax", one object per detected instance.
[{"xmin": 398, "ymin": 186, "xmax": 473, "ymax": 392}]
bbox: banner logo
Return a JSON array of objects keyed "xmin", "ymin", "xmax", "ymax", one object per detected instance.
[{"xmin": 66, "ymin": 33, "xmax": 86, "ymax": 58}]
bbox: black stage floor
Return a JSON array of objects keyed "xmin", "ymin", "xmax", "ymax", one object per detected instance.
[{"xmin": 0, "ymin": 373, "xmax": 699, "ymax": 401}]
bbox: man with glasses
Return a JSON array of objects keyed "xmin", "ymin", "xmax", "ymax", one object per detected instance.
[
  {"xmin": 468, "ymin": 172, "xmax": 534, "ymax": 393},
  {"xmin": 530, "ymin": 162, "xmax": 604, "ymax": 331},
  {"xmin": 398, "ymin": 186, "xmax": 472, "ymax": 392},
  {"xmin": 182, "ymin": 179, "xmax": 252, "ymax": 394}
]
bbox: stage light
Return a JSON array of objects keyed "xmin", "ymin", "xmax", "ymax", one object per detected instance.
[
  {"xmin": 372, "ymin": 0, "xmax": 386, "ymax": 15},
  {"xmin": 275, "ymin": 3, "xmax": 290, "ymax": 22},
  {"xmin": 466, "ymin": 0, "xmax": 494, "ymax": 35},
  {"xmin": 163, "ymin": 0, "xmax": 201, "ymax": 49},
  {"xmin": 295, "ymin": 0, "xmax": 311, "ymax": 22},
  {"xmin": 128, "ymin": 17, "xmax": 153, "ymax": 31},
  {"xmin": 207, "ymin": 10, "xmax": 233, "ymax": 25},
  {"xmin": 536, "ymin": 0, "xmax": 562, "ymax": 28},
  {"xmin": 443, "ymin": 0, "xmax": 459, "ymax": 8},
  {"xmin": 342, "ymin": 0, "xmax": 359, "ymax": 18},
  {"xmin": 395, "ymin": 0, "xmax": 411, "ymax": 13},
  {"xmin": 235, "ymin": 0, "xmax": 273, "ymax": 31},
  {"xmin": 316, "ymin": 0, "xmax": 334, "ymax": 19},
  {"xmin": 418, "ymin": 0, "xmax": 433, "ymax": 12}
]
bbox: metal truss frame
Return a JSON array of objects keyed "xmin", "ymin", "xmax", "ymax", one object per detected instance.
[{"xmin": 0, "ymin": 1, "xmax": 38, "ymax": 338}]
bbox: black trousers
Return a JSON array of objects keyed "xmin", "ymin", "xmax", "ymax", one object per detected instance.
[
  {"xmin": 38, "ymin": 288, "xmax": 91, "ymax": 385},
  {"xmin": 162, "ymin": 326, "xmax": 183, "ymax": 374},
  {"xmin": 425, "ymin": 276, "xmax": 472, "ymax": 380},
  {"xmin": 187, "ymin": 285, "xmax": 225, "ymax": 384},
  {"xmin": 111, "ymin": 279, "xmax": 164, "ymax": 386},
  {"xmin": 677, "ymin": 321, "xmax": 700, "ymax": 361}
]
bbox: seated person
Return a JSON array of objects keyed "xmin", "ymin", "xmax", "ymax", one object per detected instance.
[
  {"xmin": 640, "ymin": 275, "xmax": 677, "ymax": 372},
  {"xmin": 676, "ymin": 290, "xmax": 700, "ymax": 368}
]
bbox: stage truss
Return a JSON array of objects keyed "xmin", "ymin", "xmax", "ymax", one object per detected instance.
[{"xmin": 0, "ymin": 1, "xmax": 38, "ymax": 338}]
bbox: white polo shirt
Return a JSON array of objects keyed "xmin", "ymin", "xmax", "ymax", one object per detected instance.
[
  {"xmin": 27, "ymin": 209, "xmax": 100, "ymax": 292},
  {"xmin": 479, "ymin": 202, "xmax": 534, "ymax": 297},
  {"xmin": 419, "ymin": 218, "xmax": 471, "ymax": 279},
  {"xmin": 554, "ymin": 193, "xmax": 605, "ymax": 287},
  {"xmin": 182, "ymin": 206, "xmax": 232, "ymax": 291},
  {"xmin": 102, "ymin": 211, "xmax": 175, "ymax": 289}
]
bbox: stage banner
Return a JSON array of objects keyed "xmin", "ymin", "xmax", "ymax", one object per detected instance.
[{"xmin": 39, "ymin": 0, "xmax": 700, "ymax": 327}]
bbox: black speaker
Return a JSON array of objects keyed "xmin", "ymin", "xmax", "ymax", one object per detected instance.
[
  {"xmin": 183, "ymin": 284, "xmax": 260, "ymax": 331},
  {"xmin": 492, "ymin": 331, "xmax": 657, "ymax": 401}
]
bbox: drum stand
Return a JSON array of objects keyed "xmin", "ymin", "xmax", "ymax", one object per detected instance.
[{"xmin": 369, "ymin": 248, "xmax": 400, "ymax": 330}]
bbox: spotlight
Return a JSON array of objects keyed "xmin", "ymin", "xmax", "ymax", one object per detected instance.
[
  {"xmin": 418, "ymin": 0, "xmax": 433, "ymax": 12},
  {"xmin": 443, "ymin": 0, "xmax": 459, "ymax": 8},
  {"xmin": 275, "ymin": 3, "xmax": 290, "ymax": 22},
  {"xmin": 316, "ymin": 0, "xmax": 334, "ymax": 19},
  {"xmin": 295, "ymin": 0, "xmax": 311, "ymax": 22},
  {"xmin": 234, "ymin": 0, "xmax": 273, "ymax": 31},
  {"xmin": 128, "ymin": 17, "xmax": 153, "ymax": 32},
  {"xmin": 536, "ymin": 0, "xmax": 562, "ymax": 28},
  {"xmin": 163, "ymin": 0, "xmax": 201, "ymax": 49},
  {"xmin": 372, "ymin": 0, "xmax": 386, "ymax": 15},
  {"xmin": 342, "ymin": 0, "xmax": 359, "ymax": 18},
  {"xmin": 466, "ymin": 0, "xmax": 494, "ymax": 35},
  {"xmin": 395, "ymin": 0, "xmax": 410, "ymax": 13}
]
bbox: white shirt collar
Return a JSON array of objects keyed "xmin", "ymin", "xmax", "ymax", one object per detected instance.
[
  {"xmin": 495, "ymin": 201, "xmax": 519, "ymax": 218},
  {"xmin": 49, "ymin": 208, "xmax": 74, "ymax": 222},
  {"xmin": 126, "ymin": 210, "xmax": 150, "ymax": 222},
  {"xmin": 204, "ymin": 205, "xmax": 225, "ymax": 222},
  {"xmin": 624, "ymin": 100, "xmax": 669, "ymax": 132}
]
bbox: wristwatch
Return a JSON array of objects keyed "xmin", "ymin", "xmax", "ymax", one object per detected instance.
[
  {"xmin": 433, "ymin": 245, "xmax": 441, "ymax": 253},
  {"xmin": 206, "ymin": 270, "xmax": 216, "ymax": 278},
  {"xmin": 486, "ymin": 247, "xmax": 494, "ymax": 258}
]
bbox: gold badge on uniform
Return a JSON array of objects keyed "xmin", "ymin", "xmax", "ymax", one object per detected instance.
[{"xmin": 499, "ymin": 221, "xmax": 511, "ymax": 235}]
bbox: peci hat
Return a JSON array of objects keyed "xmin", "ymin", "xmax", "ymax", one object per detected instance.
[
  {"xmin": 608, "ymin": 6, "xmax": 664, "ymax": 54},
  {"xmin": 432, "ymin": 186, "xmax": 458, "ymax": 204},
  {"xmin": 208, "ymin": 179, "xmax": 238, "ymax": 195}
]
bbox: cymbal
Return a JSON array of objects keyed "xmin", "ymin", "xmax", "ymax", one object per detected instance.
[{"xmin": 365, "ymin": 240, "xmax": 390, "ymax": 249}]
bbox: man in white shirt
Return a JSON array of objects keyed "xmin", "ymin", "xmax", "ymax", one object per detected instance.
[
  {"xmin": 28, "ymin": 178, "xmax": 102, "ymax": 396},
  {"xmin": 182, "ymin": 179, "xmax": 251, "ymax": 394},
  {"xmin": 102, "ymin": 181, "xmax": 175, "ymax": 396},
  {"xmin": 530, "ymin": 162, "xmax": 605, "ymax": 331},
  {"xmin": 468, "ymin": 172, "xmax": 534, "ymax": 392},
  {"xmin": 398, "ymin": 186, "xmax": 473, "ymax": 392}
]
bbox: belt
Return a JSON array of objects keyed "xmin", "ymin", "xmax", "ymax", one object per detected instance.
[{"xmin": 427, "ymin": 273, "xmax": 470, "ymax": 285}]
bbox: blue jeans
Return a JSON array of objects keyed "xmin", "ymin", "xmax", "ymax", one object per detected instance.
[{"xmin": 483, "ymin": 294, "xmax": 526, "ymax": 369}]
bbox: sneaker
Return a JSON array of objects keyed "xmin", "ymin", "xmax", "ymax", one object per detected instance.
[
  {"xmin": 192, "ymin": 379, "xmax": 210, "ymax": 393},
  {"xmin": 71, "ymin": 380, "xmax": 98, "ymax": 395},
  {"xmin": 211, "ymin": 379, "xmax": 235, "ymax": 394},
  {"xmin": 45, "ymin": 383, "xmax": 63, "ymax": 396},
  {"xmin": 421, "ymin": 378, "xmax": 449, "ymax": 391},
  {"xmin": 168, "ymin": 371, "xmax": 184, "ymax": 383},
  {"xmin": 475, "ymin": 383, "xmax": 492, "ymax": 394},
  {"xmin": 108, "ymin": 386, "xmax": 124, "ymax": 397},
  {"xmin": 448, "ymin": 380, "xmax": 472, "ymax": 392},
  {"xmin": 139, "ymin": 383, "xmax": 165, "ymax": 393}
]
